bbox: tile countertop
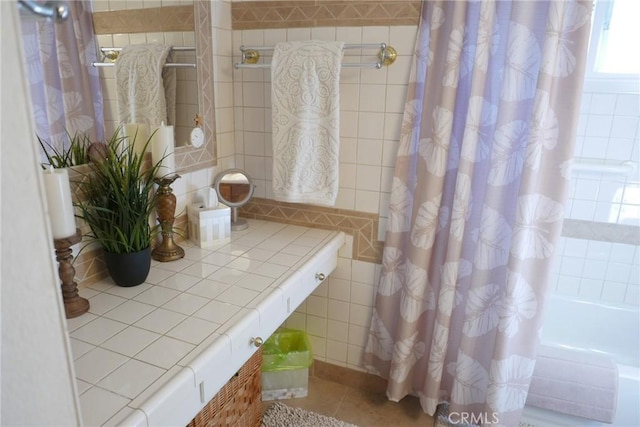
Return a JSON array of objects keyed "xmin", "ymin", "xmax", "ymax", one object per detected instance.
[{"xmin": 68, "ymin": 219, "xmax": 346, "ymax": 426}]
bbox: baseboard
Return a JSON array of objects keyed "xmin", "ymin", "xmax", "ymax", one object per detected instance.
[{"xmin": 310, "ymin": 359, "xmax": 387, "ymax": 395}]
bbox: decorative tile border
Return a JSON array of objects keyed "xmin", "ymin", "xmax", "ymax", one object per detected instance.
[
  {"xmin": 562, "ymin": 219, "xmax": 640, "ymax": 246},
  {"xmin": 92, "ymin": 5, "xmax": 194, "ymax": 35},
  {"xmin": 232, "ymin": 0, "xmax": 421, "ymax": 30},
  {"xmin": 240, "ymin": 198, "xmax": 383, "ymax": 263}
]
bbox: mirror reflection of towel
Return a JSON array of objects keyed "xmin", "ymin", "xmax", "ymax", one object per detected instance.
[
  {"xmin": 116, "ymin": 43, "xmax": 176, "ymax": 134},
  {"xmin": 271, "ymin": 40, "xmax": 344, "ymax": 207}
]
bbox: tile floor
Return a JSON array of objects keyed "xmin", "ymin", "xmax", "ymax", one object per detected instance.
[{"xmin": 262, "ymin": 375, "xmax": 435, "ymax": 427}]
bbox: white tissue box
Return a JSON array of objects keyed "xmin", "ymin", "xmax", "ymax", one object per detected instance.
[{"xmin": 187, "ymin": 203, "xmax": 231, "ymax": 249}]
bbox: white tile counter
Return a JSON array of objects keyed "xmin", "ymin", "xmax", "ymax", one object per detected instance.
[{"xmin": 68, "ymin": 219, "xmax": 345, "ymax": 426}]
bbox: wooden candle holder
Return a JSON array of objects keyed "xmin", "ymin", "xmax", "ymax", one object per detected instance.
[
  {"xmin": 152, "ymin": 175, "xmax": 185, "ymax": 262},
  {"xmin": 54, "ymin": 229, "xmax": 89, "ymax": 319}
]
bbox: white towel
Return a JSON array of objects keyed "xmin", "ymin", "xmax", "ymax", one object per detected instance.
[
  {"xmin": 526, "ymin": 345, "xmax": 618, "ymax": 423},
  {"xmin": 271, "ymin": 40, "xmax": 344, "ymax": 206},
  {"xmin": 116, "ymin": 43, "xmax": 176, "ymax": 134}
]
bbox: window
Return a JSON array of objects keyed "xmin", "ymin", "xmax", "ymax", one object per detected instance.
[{"xmin": 585, "ymin": 0, "xmax": 640, "ymax": 92}]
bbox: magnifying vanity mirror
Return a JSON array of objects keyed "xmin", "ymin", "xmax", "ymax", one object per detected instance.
[{"xmin": 213, "ymin": 169, "xmax": 255, "ymax": 231}]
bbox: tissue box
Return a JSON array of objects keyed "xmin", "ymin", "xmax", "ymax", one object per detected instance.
[{"xmin": 187, "ymin": 203, "xmax": 231, "ymax": 249}]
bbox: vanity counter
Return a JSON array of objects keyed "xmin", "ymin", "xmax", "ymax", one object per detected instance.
[{"xmin": 69, "ymin": 219, "xmax": 345, "ymax": 426}]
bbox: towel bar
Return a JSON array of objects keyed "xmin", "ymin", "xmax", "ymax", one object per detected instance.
[
  {"xmin": 234, "ymin": 42, "xmax": 397, "ymax": 69},
  {"xmin": 92, "ymin": 46, "xmax": 196, "ymax": 68},
  {"xmin": 92, "ymin": 62, "xmax": 196, "ymax": 68}
]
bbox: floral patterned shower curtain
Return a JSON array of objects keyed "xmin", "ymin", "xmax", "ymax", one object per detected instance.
[
  {"xmin": 364, "ymin": 1, "xmax": 592, "ymax": 425},
  {"xmin": 20, "ymin": 0, "xmax": 104, "ymax": 153}
]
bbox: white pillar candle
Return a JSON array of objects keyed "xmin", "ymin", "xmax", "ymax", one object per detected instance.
[
  {"xmin": 124, "ymin": 123, "xmax": 149, "ymax": 157},
  {"xmin": 42, "ymin": 167, "xmax": 76, "ymax": 239},
  {"xmin": 151, "ymin": 122, "xmax": 176, "ymax": 177}
]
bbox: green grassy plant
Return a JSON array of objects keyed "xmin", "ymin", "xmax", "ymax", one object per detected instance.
[
  {"xmin": 73, "ymin": 129, "xmax": 162, "ymax": 254},
  {"xmin": 38, "ymin": 130, "xmax": 92, "ymax": 168}
]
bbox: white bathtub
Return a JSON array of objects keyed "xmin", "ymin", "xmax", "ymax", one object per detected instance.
[{"xmin": 521, "ymin": 295, "xmax": 640, "ymax": 427}]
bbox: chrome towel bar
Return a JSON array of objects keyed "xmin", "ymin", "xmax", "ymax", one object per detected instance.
[{"xmin": 235, "ymin": 42, "xmax": 397, "ymax": 69}]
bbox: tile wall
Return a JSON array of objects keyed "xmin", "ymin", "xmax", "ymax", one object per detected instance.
[
  {"xmin": 231, "ymin": 24, "xmax": 416, "ymax": 370},
  {"xmin": 551, "ymin": 90, "xmax": 640, "ymax": 307}
]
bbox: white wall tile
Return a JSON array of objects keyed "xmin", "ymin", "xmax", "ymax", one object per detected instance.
[
  {"xmin": 625, "ymin": 284, "xmax": 640, "ymax": 305},
  {"xmin": 606, "ymin": 263, "xmax": 631, "ymax": 283},
  {"xmin": 589, "ymin": 94, "xmax": 617, "ymax": 115},
  {"xmin": 311, "ymin": 27, "xmax": 337, "ymax": 41},
  {"xmin": 306, "ymin": 314, "xmax": 327, "ymax": 338},
  {"xmin": 348, "ymin": 303, "xmax": 372, "ymax": 328},
  {"xmin": 356, "ymin": 165, "xmax": 381, "ymax": 192},
  {"xmin": 556, "ymin": 275, "xmax": 581, "ymax": 295},
  {"xmin": 336, "ymin": 27, "xmax": 362, "ymax": 44},
  {"xmin": 615, "ymin": 94, "xmax": 640, "ymax": 116},
  {"xmin": 357, "ymin": 112, "xmax": 385, "ymax": 139},
  {"xmin": 327, "ymin": 319, "xmax": 349, "ymax": 343},
  {"xmin": 582, "ymin": 259, "xmax": 608, "ymax": 280},
  {"xmin": 578, "ymin": 278, "xmax": 603, "ymax": 299},
  {"xmin": 581, "ymin": 136, "xmax": 609, "ymax": 158},
  {"xmin": 611, "ymin": 116, "xmax": 639, "ymax": 139},
  {"xmin": 326, "ymin": 340, "xmax": 348, "ymax": 363},
  {"xmin": 601, "ymin": 281, "xmax": 627, "ymax": 304},
  {"xmin": 359, "ymin": 84, "xmax": 387, "ymax": 112},
  {"xmin": 585, "ymin": 115, "xmax": 613, "ymax": 138},
  {"xmin": 348, "ymin": 324, "xmax": 369, "ymax": 348},
  {"xmin": 327, "ymin": 299, "xmax": 349, "ymax": 323}
]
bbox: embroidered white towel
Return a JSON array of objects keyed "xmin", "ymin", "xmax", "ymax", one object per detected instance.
[
  {"xmin": 271, "ymin": 40, "xmax": 344, "ymax": 206},
  {"xmin": 116, "ymin": 43, "xmax": 176, "ymax": 133}
]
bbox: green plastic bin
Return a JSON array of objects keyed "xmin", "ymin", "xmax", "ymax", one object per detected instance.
[{"xmin": 261, "ymin": 329, "xmax": 313, "ymax": 400}]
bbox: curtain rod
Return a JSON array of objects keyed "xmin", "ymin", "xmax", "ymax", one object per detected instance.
[
  {"xmin": 18, "ymin": 0, "xmax": 69, "ymax": 22},
  {"xmin": 235, "ymin": 42, "xmax": 397, "ymax": 69}
]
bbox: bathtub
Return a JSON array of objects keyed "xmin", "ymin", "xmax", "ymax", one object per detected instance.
[{"xmin": 520, "ymin": 295, "xmax": 640, "ymax": 427}]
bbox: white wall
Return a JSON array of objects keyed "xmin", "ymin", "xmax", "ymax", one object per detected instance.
[{"xmin": 1, "ymin": 2, "xmax": 81, "ymax": 424}]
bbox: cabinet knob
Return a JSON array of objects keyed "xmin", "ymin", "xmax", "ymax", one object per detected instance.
[
  {"xmin": 252, "ymin": 337, "xmax": 263, "ymax": 347},
  {"xmin": 315, "ymin": 272, "xmax": 326, "ymax": 281}
]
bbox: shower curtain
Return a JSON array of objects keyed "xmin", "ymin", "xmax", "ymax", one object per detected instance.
[
  {"xmin": 20, "ymin": 0, "xmax": 104, "ymax": 153},
  {"xmin": 364, "ymin": 1, "xmax": 592, "ymax": 426}
]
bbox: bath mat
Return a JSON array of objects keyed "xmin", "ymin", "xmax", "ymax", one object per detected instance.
[{"xmin": 261, "ymin": 402, "xmax": 357, "ymax": 427}]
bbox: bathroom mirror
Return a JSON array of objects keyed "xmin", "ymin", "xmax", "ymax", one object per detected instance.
[
  {"xmin": 91, "ymin": 2, "xmax": 216, "ymax": 171},
  {"xmin": 213, "ymin": 169, "xmax": 255, "ymax": 231}
]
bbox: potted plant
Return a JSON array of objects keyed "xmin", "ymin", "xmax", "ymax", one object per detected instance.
[
  {"xmin": 38, "ymin": 130, "xmax": 92, "ymax": 168},
  {"xmin": 73, "ymin": 129, "xmax": 162, "ymax": 287}
]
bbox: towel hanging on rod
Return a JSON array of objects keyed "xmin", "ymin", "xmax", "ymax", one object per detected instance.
[
  {"xmin": 235, "ymin": 42, "xmax": 397, "ymax": 69},
  {"xmin": 92, "ymin": 46, "xmax": 196, "ymax": 68}
]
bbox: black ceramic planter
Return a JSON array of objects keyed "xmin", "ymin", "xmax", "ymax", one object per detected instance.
[{"xmin": 103, "ymin": 247, "xmax": 151, "ymax": 287}]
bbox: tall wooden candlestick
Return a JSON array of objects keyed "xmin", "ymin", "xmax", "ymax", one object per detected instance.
[
  {"xmin": 54, "ymin": 229, "xmax": 89, "ymax": 318},
  {"xmin": 152, "ymin": 175, "xmax": 184, "ymax": 262}
]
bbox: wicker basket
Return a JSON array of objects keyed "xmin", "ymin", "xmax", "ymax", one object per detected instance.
[{"xmin": 187, "ymin": 349, "xmax": 263, "ymax": 427}]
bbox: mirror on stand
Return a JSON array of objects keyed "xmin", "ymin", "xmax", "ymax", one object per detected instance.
[{"xmin": 213, "ymin": 169, "xmax": 255, "ymax": 231}]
